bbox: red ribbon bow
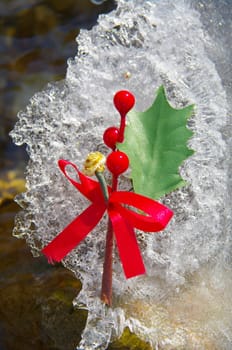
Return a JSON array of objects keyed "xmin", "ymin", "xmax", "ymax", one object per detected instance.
[{"xmin": 42, "ymin": 160, "xmax": 173, "ymax": 278}]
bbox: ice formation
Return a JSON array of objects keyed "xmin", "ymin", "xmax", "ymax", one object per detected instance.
[{"xmin": 11, "ymin": 0, "xmax": 231, "ymax": 349}]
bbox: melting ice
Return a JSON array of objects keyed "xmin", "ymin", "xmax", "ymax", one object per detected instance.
[{"xmin": 11, "ymin": 0, "xmax": 231, "ymax": 349}]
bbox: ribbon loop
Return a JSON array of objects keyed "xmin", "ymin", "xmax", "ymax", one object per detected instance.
[
  {"xmin": 109, "ymin": 191, "xmax": 173, "ymax": 232},
  {"xmin": 58, "ymin": 159, "xmax": 104, "ymax": 202}
]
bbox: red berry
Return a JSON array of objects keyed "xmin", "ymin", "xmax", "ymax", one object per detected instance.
[
  {"xmin": 113, "ymin": 90, "xmax": 135, "ymax": 117},
  {"xmin": 106, "ymin": 151, "xmax": 129, "ymax": 176},
  {"xmin": 103, "ymin": 126, "xmax": 119, "ymax": 150}
]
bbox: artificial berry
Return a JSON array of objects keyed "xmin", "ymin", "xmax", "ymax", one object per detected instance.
[
  {"xmin": 113, "ymin": 90, "xmax": 135, "ymax": 117},
  {"xmin": 106, "ymin": 151, "xmax": 129, "ymax": 176},
  {"xmin": 103, "ymin": 126, "xmax": 119, "ymax": 150}
]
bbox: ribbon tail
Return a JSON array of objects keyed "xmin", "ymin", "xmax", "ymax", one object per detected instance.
[
  {"xmin": 42, "ymin": 203, "xmax": 105, "ymax": 263},
  {"xmin": 108, "ymin": 208, "xmax": 145, "ymax": 279}
]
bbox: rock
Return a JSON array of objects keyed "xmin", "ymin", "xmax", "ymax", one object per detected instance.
[
  {"xmin": 0, "ymin": 200, "xmax": 86, "ymax": 350},
  {"xmin": 108, "ymin": 328, "xmax": 152, "ymax": 350},
  {"xmin": 0, "ymin": 170, "xmax": 25, "ymax": 206},
  {"xmin": 13, "ymin": 5, "xmax": 57, "ymax": 38},
  {"xmin": 0, "ymin": 269, "xmax": 87, "ymax": 350},
  {"xmin": 45, "ymin": 0, "xmax": 81, "ymax": 14}
]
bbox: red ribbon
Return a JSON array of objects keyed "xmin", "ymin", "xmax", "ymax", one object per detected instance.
[{"xmin": 42, "ymin": 160, "xmax": 173, "ymax": 278}]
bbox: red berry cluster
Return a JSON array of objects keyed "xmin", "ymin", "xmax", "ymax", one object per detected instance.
[{"xmin": 103, "ymin": 90, "xmax": 135, "ymax": 176}]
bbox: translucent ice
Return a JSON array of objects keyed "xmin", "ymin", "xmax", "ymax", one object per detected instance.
[{"xmin": 11, "ymin": 0, "xmax": 231, "ymax": 349}]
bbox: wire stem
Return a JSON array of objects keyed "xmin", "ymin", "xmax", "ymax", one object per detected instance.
[
  {"xmin": 95, "ymin": 171, "xmax": 109, "ymax": 203},
  {"xmin": 118, "ymin": 114, "xmax": 126, "ymax": 143}
]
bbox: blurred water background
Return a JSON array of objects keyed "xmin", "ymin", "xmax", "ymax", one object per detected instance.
[{"xmin": 0, "ymin": 0, "xmax": 115, "ymax": 172}]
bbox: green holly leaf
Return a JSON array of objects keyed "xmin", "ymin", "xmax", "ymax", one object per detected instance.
[{"xmin": 118, "ymin": 86, "xmax": 194, "ymax": 199}]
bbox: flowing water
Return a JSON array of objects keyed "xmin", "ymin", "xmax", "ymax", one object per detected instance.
[{"xmin": 3, "ymin": 0, "xmax": 232, "ymax": 349}]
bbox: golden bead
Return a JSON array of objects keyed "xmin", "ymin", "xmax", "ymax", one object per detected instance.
[{"xmin": 82, "ymin": 151, "xmax": 106, "ymax": 176}]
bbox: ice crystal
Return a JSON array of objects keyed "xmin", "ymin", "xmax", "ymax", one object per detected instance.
[{"xmin": 11, "ymin": 0, "xmax": 231, "ymax": 349}]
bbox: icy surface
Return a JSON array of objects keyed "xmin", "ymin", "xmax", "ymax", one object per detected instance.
[{"xmin": 11, "ymin": 0, "xmax": 231, "ymax": 349}]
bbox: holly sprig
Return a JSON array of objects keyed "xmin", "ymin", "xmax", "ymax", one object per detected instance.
[
  {"xmin": 99, "ymin": 87, "xmax": 194, "ymax": 305},
  {"xmin": 43, "ymin": 87, "xmax": 192, "ymax": 308}
]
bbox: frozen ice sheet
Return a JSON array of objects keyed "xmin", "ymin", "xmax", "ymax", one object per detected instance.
[{"xmin": 11, "ymin": 0, "xmax": 231, "ymax": 349}]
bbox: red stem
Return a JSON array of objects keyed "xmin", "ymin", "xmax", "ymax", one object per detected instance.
[
  {"xmin": 100, "ymin": 220, "xmax": 114, "ymax": 306},
  {"xmin": 118, "ymin": 114, "xmax": 126, "ymax": 143},
  {"xmin": 100, "ymin": 175, "xmax": 118, "ymax": 306},
  {"xmin": 111, "ymin": 174, "xmax": 118, "ymax": 192}
]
